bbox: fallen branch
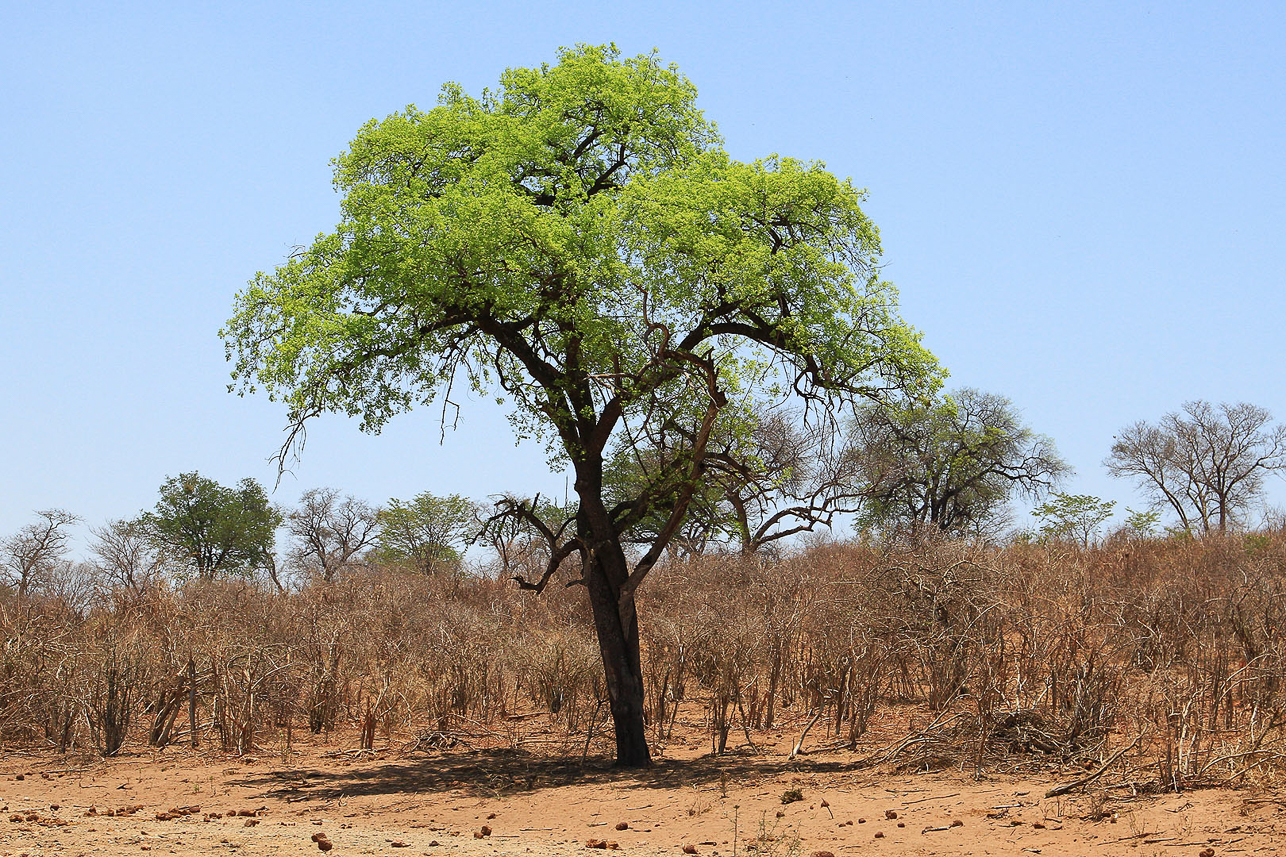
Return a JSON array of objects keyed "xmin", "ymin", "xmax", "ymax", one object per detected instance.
[
  {"xmin": 1044, "ymin": 734, "xmax": 1142, "ymax": 799},
  {"xmin": 855, "ymin": 711, "xmax": 969, "ymax": 767}
]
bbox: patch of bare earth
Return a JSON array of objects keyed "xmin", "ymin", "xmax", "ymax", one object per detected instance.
[{"xmin": 2, "ymin": 735, "xmax": 1281, "ymax": 857}]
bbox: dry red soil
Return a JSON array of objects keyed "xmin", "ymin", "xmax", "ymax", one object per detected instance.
[{"xmin": 2, "ymin": 731, "xmax": 1282, "ymax": 857}]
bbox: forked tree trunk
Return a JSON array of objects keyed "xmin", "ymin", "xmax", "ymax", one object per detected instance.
[{"xmin": 583, "ymin": 546, "xmax": 651, "ymax": 767}]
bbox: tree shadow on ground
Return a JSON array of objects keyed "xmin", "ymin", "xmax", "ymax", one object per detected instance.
[{"xmin": 234, "ymin": 747, "xmax": 861, "ymax": 801}]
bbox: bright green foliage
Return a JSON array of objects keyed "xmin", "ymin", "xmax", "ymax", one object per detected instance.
[
  {"xmin": 141, "ymin": 473, "xmax": 281, "ymax": 579},
  {"xmin": 852, "ymin": 388, "xmax": 1067, "ymax": 535},
  {"xmin": 222, "ymin": 43, "xmax": 938, "ymax": 475},
  {"xmin": 1124, "ymin": 507, "xmax": 1161, "ymax": 537},
  {"xmin": 1033, "ymin": 492, "xmax": 1116, "ymax": 547},
  {"xmin": 375, "ymin": 492, "xmax": 478, "ymax": 573}
]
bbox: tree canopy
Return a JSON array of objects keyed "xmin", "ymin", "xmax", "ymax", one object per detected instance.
[
  {"xmin": 140, "ymin": 473, "xmax": 281, "ymax": 580},
  {"xmin": 222, "ymin": 44, "xmax": 939, "ymax": 766},
  {"xmin": 375, "ymin": 491, "xmax": 477, "ymax": 574}
]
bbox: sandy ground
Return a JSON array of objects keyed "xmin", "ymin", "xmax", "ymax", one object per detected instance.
[{"xmin": 2, "ymin": 734, "xmax": 1282, "ymax": 857}]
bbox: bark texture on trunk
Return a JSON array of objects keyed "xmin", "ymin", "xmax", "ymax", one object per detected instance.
[{"xmin": 583, "ymin": 545, "xmax": 652, "ymax": 767}]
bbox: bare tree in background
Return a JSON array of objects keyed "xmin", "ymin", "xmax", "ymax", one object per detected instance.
[
  {"xmin": 850, "ymin": 388, "xmax": 1068, "ymax": 536},
  {"xmin": 1, "ymin": 509, "xmax": 81, "ymax": 598},
  {"xmin": 286, "ymin": 488, "xmax": 381, "ymax": 581},
  {"xmin": 706, "ymin": 408, "xmax": 869, "ymax": 554},
  {"xmin": 1106, "ymin": 400, "xmax": 1286, "ymax": 534},
  {"xmin": 90, "ymin": 518, "xmax": 167, "ymax": 596},
  {"xmin": 605, "ymin": 404, "xmax": 869, "ymax": 556},
  {"xmin": 478, "ymin": 494, "xmax": 581, "ymax": 591},
  {"xmin": 475, "ymin": 493, "xmax": 576, "ymax": 581}
]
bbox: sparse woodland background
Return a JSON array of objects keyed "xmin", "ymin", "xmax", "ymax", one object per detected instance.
[{"xmin": 5, "ymin": 525, "xmax": 1286, "ymax": 793}]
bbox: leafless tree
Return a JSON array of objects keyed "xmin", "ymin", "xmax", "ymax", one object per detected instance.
[
  {"xmin": 285, "ymin": 488, "xmax": 380, "ymax": 581},
  {"xmin": 90, "ymin": 518, "xmax": 167, "ymax": 596},
  {"xmin": 604, "ymin": 403, "xmax": 871, "ymax": 556},
  {"xmin": 474, "ymin": 493, "xmax": 575, "ymax": 579},
  {"xmin": 1106, "ymin": 400, "xmax": 1286, "ymax": 533},
  {"xmin": 850, "ymin": 388, "xmax": 1068, "ymax": 535},
  {"xmin": 1, "ymin": 509, "xmax": 81, "ymax": 598},
  {"xmin": 705, "ymin": 407, "xmax": 870, "ymax": 554}
]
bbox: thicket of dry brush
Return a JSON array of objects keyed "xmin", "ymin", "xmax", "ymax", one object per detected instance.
[{"xmin": 3, "ymin": 531, "xmax": 1286, "ymax": 790}]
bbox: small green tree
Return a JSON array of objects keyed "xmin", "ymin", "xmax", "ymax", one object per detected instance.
[
  {"xmin": 375, "ymin": 492, "xmax": 477, "ymax": 573},
  {"xmin": 1123, "ymin": 507, "xmax": 1161, "ymax": 538},
  {"xmin": 140, "ymin": 473, "xmax": 282, "ymax": 579},
  {"xmin": 1032, "ymin": 492, "xmax": 1116, "ymax": 547}
]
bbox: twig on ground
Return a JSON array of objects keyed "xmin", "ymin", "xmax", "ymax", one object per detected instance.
[{"xmin": 906, "ymin": 792, "xmax": 961, "ymax": 804}]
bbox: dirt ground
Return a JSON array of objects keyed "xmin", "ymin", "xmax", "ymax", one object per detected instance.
[{"xmin": 2, "ymin": 729, "xmax": 1283, "ymax": 857}]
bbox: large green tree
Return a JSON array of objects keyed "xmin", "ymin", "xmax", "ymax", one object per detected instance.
[
  {"xmin": 141, "ymin": 473, "xmax": 281, "ymax": 580},
  {"xmin": 222, "ymin": 44, "xmax": 938, "ymax": 766}
]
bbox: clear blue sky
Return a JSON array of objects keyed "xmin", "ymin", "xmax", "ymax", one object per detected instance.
[{"xmin": 2, "ymin": 1, "xmax": 1283, "ymax": 551}]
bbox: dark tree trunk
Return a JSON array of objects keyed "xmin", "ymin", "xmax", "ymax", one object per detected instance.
[{"xmin": 583, "ymin": 543, "xmax": 652, "ymax": 767}]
